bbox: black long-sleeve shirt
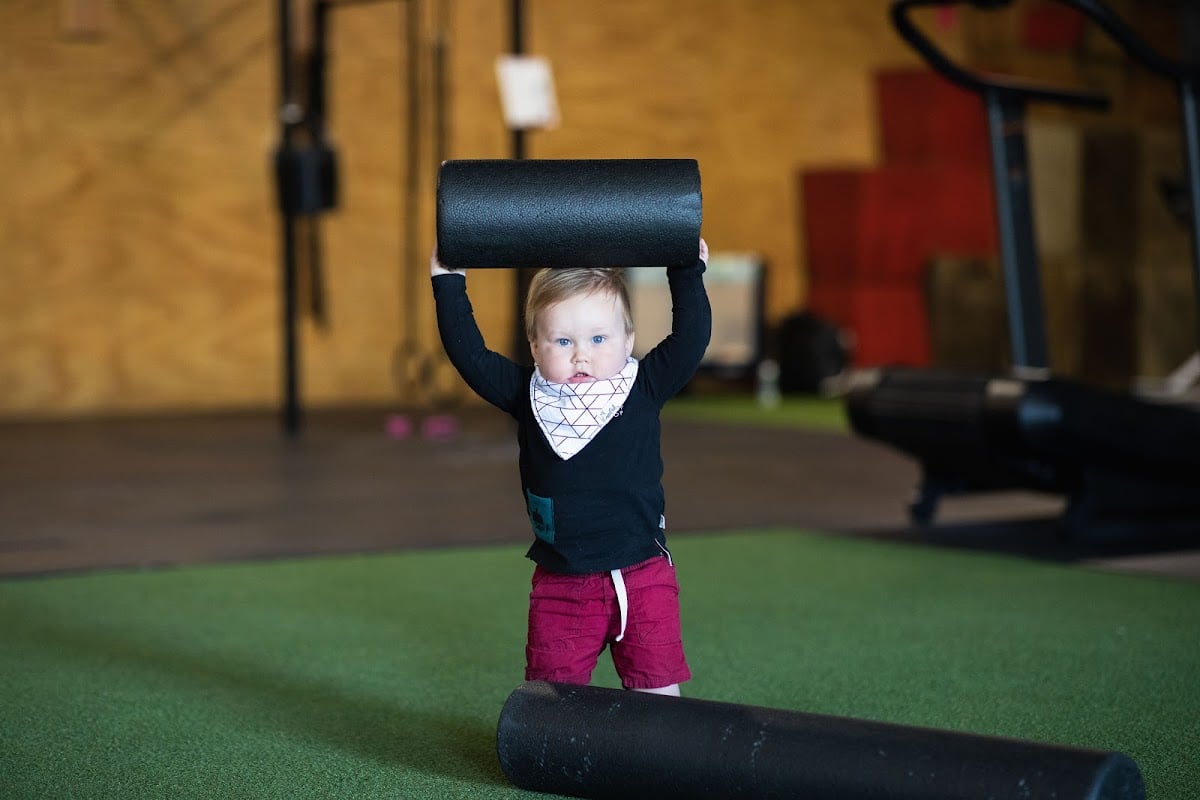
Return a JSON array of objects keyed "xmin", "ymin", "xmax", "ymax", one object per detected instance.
[{"xmin": 432, "ymin": 260, "xmax": 711, "ymax": 574}]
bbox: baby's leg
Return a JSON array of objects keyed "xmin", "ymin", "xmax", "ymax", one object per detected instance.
[
  {"xmin": 525, "ymin": 567, "xmax": 611, "ymax": 685},
  {"xmin": 610, "ymin": 556, "xmax": 690, "ymax": 693}
]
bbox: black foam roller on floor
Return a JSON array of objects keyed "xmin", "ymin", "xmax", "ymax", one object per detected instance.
[
  {"xmin": 496, "ymin": 681, "xmax": 1144, "ymax": 800},
  {"xmin": 436, "ymin": 159, "xmax": 702, "ymax": 268}
]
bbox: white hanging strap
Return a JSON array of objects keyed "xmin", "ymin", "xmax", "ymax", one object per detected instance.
[
  {"xmin": 657, "ymin": 515, "xmax": 673, "ymax": 566},
  {"xmin": 610, "ymin": 568, "xmax": 629, "ymax": 642}
]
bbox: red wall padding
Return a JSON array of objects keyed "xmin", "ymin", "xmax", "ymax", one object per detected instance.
[
  {"xmin": 806, "ymin": 282, "xmax": 931, "ymax": 369},
  {"xmin": 800, "ymin": 67, "xmax": 999, "ymax": 368},
  {"xmin": 802, "ymin": 165, "xmax": 996, "ymax": 284}
]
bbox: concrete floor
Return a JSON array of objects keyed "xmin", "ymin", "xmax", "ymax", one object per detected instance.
[{"xmin": 2, "ymin": 407, "xmax": 1198, "ymax": 581}]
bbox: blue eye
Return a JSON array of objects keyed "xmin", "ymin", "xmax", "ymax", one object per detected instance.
[
  {"xmin": 556, "ymin": 338, "xmax": 570, "ymax": 347},
  {"xmin": 591, "ymin": 335, "xmax": 606, "ymax": 345}
]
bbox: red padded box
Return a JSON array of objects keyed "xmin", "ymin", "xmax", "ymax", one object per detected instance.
[
  {"xmin": 875, "ymin": 68, "xmax": 989, "ymax": 168},
  {"xmin": 807, "ymin": 282, "xmax": 932, "ymax": 367},
  {"xmin": 801, "ymin": 165, "xmax": 998, "ymax": 283}
]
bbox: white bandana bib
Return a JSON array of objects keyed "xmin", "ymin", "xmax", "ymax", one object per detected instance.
[{"xmin": 530, "ymin": 358, "xmax": 639, "ymax": 460}]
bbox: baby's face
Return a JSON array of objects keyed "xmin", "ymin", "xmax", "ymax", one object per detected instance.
[{"xmin": 529, "ymin": 290, "xmax": 635, "ymax": 384}]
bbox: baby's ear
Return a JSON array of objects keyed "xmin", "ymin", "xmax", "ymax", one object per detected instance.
[{"xmin": 625, "ymin": 332, "xmax": 635, "ymax": 358}]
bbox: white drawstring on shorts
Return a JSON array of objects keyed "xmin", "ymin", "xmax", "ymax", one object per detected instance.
[{"xmin": 609, "ymin": 568, "xmax": 629, "ymax": 642}]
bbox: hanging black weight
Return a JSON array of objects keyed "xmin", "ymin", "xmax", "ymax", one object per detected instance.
[{"xmin": 274, "ymin": 141, "xmax": 339, "ymax": 216}]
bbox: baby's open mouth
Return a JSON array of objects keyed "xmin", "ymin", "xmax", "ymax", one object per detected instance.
[{"xmin": 568, "ymin": 372, "xmax": 593, "ymax": 383}]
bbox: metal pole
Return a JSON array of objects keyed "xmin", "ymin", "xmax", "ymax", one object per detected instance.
[
  {"xmin": 1180, "ymin": 0, "xmax": 1200, "ymax": 352},
  {"xmin": 985, "ymin": 89, "xmax": 1049, "ymax": 372},
  {"xmin": 510, "ymin": 0, "xmax": 525, "ymax": 161},
  {"xmin": 277, "ymin": 0, "xmax": 303, "ymax": 436},
  {"xmin": 510, "ymin": 0, "xmax": 534, "ymax": 365},
  {"xmin": 1180, "ymin": 78, "xmax": 1200, "ymax": 351}
]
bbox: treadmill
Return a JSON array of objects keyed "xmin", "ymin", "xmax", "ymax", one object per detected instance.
[{"xmin": 845, "ymin": 0, "xmax": 1200, "ymax": 538}]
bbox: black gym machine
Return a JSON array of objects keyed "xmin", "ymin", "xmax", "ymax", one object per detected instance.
[{"xmin": 846, "ymin": 0, "xmax": 1200, "ymax": 538}]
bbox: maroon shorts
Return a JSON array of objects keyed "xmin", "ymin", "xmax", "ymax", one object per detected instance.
[{"xmin": 525, "ymin": 554, "xmax": 690, "ymax": 690}]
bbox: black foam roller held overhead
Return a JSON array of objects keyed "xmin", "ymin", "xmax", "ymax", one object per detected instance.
[
  {"xmin": 496, "ymin": 681, "xmax": 1144, "ymax": 800},
  {"xmin": 436, "ymin": 159, "xmax": 702, "ymax": 268}
]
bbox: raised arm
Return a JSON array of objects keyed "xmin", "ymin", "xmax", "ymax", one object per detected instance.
[
  {"xmin": 639, "ymin": 238, "xmax": 713, "ymax": 404},
  {"xmin": 430, "ymin": 249, "xmax": 527, "ymax": 415}
]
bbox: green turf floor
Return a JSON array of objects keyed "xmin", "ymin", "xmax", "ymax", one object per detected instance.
[{"xmin": 3, "ymin": 529, "xmax": 1197, "ymax": 799}]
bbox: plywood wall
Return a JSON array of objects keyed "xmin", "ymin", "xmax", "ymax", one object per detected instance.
[
  {"xmin": 0, "ymin": 0, "xmax": 951, "ymax": 419},
  {"xmin": 2, "ymin": 2, "xmax": 284, "ymax": 416}
]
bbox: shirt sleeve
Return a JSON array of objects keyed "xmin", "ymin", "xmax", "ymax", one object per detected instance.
[
  {"xmin": 432, "ymin": 273, "xmax": 526, "ymax": 416},
  {"xmin": 638, "ymin": 259, "xmax": 713, "ymax": 405}
]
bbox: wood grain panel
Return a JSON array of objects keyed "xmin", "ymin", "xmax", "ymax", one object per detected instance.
[{"xmin": 0, "ymin": 0, "xmax": 954, "ymax": 419}]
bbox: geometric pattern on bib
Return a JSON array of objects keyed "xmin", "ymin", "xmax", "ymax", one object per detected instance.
[{"xmin": 530, "ymin": 358, "xmax": 638, "ymax": 460}]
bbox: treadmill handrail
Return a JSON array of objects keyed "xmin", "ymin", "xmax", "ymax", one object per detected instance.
[
  {"xmin": 1060, "ymin": 0, "xmax": 1200, "ymax": 81},
  {"xmin": 891, "ymin": 0, "xmax": 1108, "ymax": 109},
  {"xmin": 892, "ymin": 0, "xmax": 1200, "ymax": 112},
  {"xmin": 895, "ymin": 0, "xmax": 1200, "ymax": 87}
]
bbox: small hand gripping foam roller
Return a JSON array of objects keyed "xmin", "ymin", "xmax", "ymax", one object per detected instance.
[{"xmin": 436, "ymin": 158, "xmax": 702, "ymax": 269}]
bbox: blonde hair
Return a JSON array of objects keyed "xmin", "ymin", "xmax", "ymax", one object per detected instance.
[{"xmin": 524, "ymin": 268, "xmax": 634, "ymax": 340}]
